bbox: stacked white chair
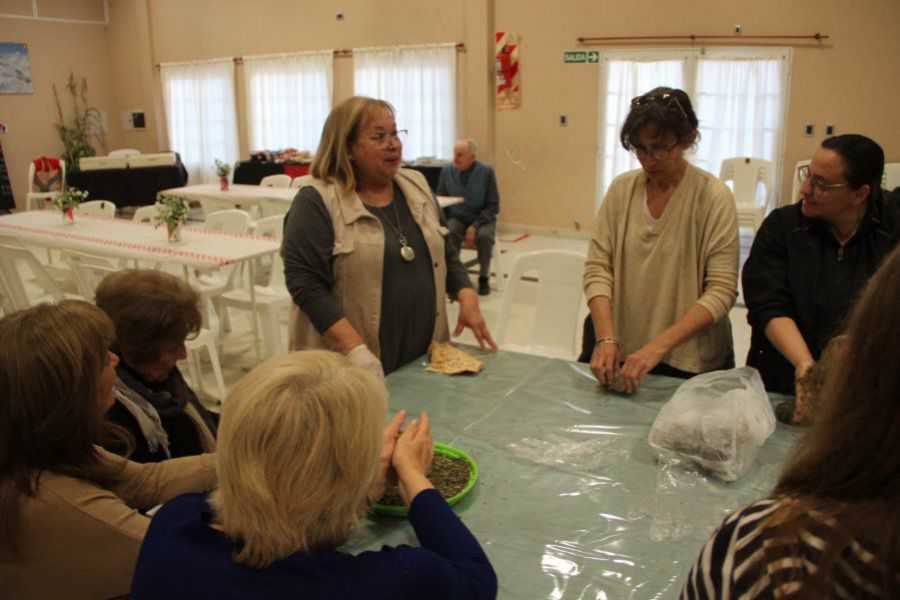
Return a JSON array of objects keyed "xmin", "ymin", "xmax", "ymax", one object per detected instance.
[
  {"xmin": 214, "ymin": 215, "xmax": 291, "ymax": 360},
  {"xmin": 0, "ymin": 244, "xmax": 69, "ymax": 309},
  {"xmin": 495, "ymin": 249, "xmax": 587, "ymax": 360},
  {"xmin": 257, "ymin": 196, "xmax": 292, "ymax": 218},
  {"xmin": 260, "ymin": 174, "xmax": 291, "ymax": 188},
  {"xmin": 884, "ymin": 162, "xmax": 900, "ymax": 190},
  {"xmin": 719, "ymin": 157, "xmax": 773, "ymax": 231}
]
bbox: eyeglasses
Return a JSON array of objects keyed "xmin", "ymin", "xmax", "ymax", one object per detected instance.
[
  {"xmin": 631, "ymin": 140, "xmax": 680, "ymax": 161},
  {"xmin": 797, "ymin": 165, "xmax": 850, "ymax": 196},
  {"xmin": 631, "ymin": 92, "xmax": 690, "ymax": 122},
  {"xmin": 367, "ymin": 129, "xmax": 408, "ymax": 146}
]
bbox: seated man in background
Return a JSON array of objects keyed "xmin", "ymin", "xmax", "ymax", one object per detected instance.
[
  {"xmin": 437, "ymin": 138, "xmax": 500, "ymax": 296},
  {"xmin": 96, "ymin": 269, "xmax": 218, "ymax": 462}
]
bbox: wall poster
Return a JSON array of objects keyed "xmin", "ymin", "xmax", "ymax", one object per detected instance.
[
  {"xmin": 496, "ymin": 32, "xmax": 520, "ymax": 110},
  {"xmin": 0, "ymin": 42, "xmax": 35, "ymax": 94}
]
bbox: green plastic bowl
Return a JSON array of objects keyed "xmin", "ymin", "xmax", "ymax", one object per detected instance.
[{"xmin": 371, "ymin": 442, "xmax": 479, "ymax": 517}]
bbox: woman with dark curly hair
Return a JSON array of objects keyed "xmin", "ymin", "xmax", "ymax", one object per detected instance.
[
  {"xmin": 95, "ymin": 269, "xmax": 218, "ymax": 462},
  {"xmin": 581, "ymin": 86, "xmax": 739, "ymax": 393}
]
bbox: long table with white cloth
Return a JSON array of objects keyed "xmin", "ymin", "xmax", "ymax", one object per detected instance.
[{"xmin": 346, "ymin": 349, "xmax": 799, "ymax": 599}]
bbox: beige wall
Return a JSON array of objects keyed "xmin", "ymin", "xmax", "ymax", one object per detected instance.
[{"xmin": 2, "ymin": 0, "xmax": 898, "ymax": 225}]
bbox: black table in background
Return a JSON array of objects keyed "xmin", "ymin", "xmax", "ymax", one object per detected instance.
[
  {"xmin": 404, "ymin": 164, "xmax": 445, "ymax": 193},
  {"xmin": 233, "ymin": 160, "xmax": 446, "ymax": 193},
  {"xmin": 67, "ymin": 162, "xmax": 188, "ymax": 207}
]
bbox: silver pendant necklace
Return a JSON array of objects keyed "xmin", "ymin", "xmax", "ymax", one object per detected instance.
[{"xmin": 375, "ymin": 200, "xmax": 415, "ymax": 262}]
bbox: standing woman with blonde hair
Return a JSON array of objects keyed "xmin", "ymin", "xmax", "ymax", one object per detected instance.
[
  {"xmin": 282, "ymin": 96, "xmax": 496, "ymax": 378},
  {"xmin": 682, "ymin": 245, "xmax": 900, "ymax": 598},
  {"xmin": 131, "ymin": 350, "xmax": 497, "ymax": 598},
  {"xmin": 0, "ymin": 301, "xmax": 216, "ymax": 600}
]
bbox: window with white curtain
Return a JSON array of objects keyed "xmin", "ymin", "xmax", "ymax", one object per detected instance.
[
  {"xmin": 354, "ymin": 43, "xmax": 456, "ymax": 161},
  {"xmin": 596, "ymin": 48, "xmax": 791, "ymax": 212},
  {"xmin": 243, "ymin": 51, "xmax": 333, "ymax": 154},
  {"xmin": 160, "ymin": 59, "xmax": 239, "ymax": 185}
]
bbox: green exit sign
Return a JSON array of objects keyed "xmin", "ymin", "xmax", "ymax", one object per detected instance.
[{"xmin": 564, "ymin": 50, "xmax": 599, "ymax": 63}]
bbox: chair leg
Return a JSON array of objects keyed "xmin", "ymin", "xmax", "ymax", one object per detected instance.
[
  {"xmin": 492, "ymin": 234, "xmax": 504, "ymax": 291},
  {"xmin": 203, "ymin": 337, "xmax": 228, "ymax": 403}
]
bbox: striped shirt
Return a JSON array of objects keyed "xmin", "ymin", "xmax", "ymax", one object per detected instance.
[{"xmin": 680, "ymin": 497, "xmax": 894, "ymax": 599}]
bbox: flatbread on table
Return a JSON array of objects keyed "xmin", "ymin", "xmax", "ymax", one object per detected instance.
[{"xmin": 426, "ymin": 342, "xmax": 484, "ymax": 375}]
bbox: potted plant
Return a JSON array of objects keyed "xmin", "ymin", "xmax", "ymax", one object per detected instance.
[
  {"xmin": 154, "ymin": 193, "xmax": 190, "ymax": 242},
  {"xmin": 52, "ymin": 187, "xmax": 88, "ymax": 224},
  {"xmin": 215, "ymin": 159, "xmax": 232, "ymax": 191},
  {"xmin": 53, "ymin": 72, "xmax": 106, "ymax": 173}
]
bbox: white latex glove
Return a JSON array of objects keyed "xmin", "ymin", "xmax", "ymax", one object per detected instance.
[{"xmin": 346, "ymin": 344, "xmax": 385, "ymax": 380}]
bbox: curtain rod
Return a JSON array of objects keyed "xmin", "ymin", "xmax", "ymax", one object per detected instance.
[
  {"xmin": 577, "ymin": 33, "xmax": 828, "ymax": 43},
  {"xmin": 155, "ymin": 43, "xmax": 465, "ymax": 69}
]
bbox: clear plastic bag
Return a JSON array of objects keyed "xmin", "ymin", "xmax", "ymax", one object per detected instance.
[{"xmin": 648, "ymin": 367, "xmax": 776, "ymax": 481}]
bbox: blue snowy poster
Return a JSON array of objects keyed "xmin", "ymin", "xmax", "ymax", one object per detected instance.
[{"xmin": 0, "ymin": 43, "xmax": 35, "ymax": 94}]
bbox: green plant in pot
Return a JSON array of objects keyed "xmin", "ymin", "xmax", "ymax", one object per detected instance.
[
  {"xmin": 215, "ymin": 159, "xmax": 233, "ymax": 191},
  {"xmin": 154, "ymin": 193, "xmax": 190, "ymax": 242},
  {"xmin": 53, "ymin": 72, "xmax": 105, "ymax": 173},
  {"xmin": 52, "ymin": 187, "xmax": 88, "ymax": 224}
]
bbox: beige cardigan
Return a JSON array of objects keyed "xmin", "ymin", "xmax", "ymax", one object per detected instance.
[
  {"xmin": 1, "ymin": 449, "xmax": 217, "ymax": 600},
  {"xmin": 583, "ymin": 164, "xmax": 739, "ymax": 373}
]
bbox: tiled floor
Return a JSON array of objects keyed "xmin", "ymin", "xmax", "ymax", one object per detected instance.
[{"xmin": 196, "ymin": 225, "xmax": 753, "ymax": 405}]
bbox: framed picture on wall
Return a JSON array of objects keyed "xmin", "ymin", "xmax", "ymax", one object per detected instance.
[{"xmin": 0, "ymin": 43, "xmax": 35, "ymax": 94}]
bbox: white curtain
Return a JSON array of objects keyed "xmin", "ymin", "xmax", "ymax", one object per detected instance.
[
  {"xmin": 693, "ymin": 56, "xmax": 788, "ymax": 210},
  {"xmin": 354, "ymin": 43, "xmax": 456, "ymax": 161},
  {"xmin": 599, "ymin": 58, "xmax": 685, "ymax": 197},
  {"xmin": 243, "ymin": 51, "xmax": 333, "ymax": 154},
  {"xmin": 160, "ymin": 59, "xmax": 239, "ymax": 184}
]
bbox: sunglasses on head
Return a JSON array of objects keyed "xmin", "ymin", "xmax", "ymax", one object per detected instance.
[{"xmin": 630, "ymin": 92, "xmax": 689, "ymax": 121}]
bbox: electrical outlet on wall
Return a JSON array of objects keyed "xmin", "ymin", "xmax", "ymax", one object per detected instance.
[
  {"xmin": 826, "ymin": 123, "xmax": 835, "ymax": 135},
  {"xmin": 0, "ymin": 123, "xmax": 7, "ymax": 133},
  {"xmin": 560, "ymin": 114, "xmax": 568, "ymax": 126},
  {"xmin": 805, "ymin": 123, "xmax": 814, "ymax": 137}
]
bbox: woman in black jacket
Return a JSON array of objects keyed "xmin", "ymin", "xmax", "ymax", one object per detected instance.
[{"xmin": 742, "ymin": 134, "xmax": 899, "ymax": 420}]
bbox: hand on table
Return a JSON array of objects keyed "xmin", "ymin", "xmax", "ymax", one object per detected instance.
[
  {"xmin": 590, "ymin": 341, "xmax": 620, "ymax": 386},
  {"xmin": 792, "ymin": 360, "xmax": 815, "ymax": 424},
  {"xmin": 392, "ymin": 411, "xmax": 436, "ymax": 506},
  {"xmin": 618, "ymin": 341, "xmax": 667, "ymax": 394},
  {"xmin": 347, "ymin": 344, "xmax": 385, "ymax": 380},
  {"xmin": 367, "ymin": 410, "xmax": 407, "ymax": 504},
  {"xmin": 454, "ymin": 288, "xmax": 498, "ymax": 350}
]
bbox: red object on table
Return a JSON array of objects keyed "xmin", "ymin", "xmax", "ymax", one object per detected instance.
[{"xmin": 284, "ymin": 163, "xmax": 310, "ymax": 178}]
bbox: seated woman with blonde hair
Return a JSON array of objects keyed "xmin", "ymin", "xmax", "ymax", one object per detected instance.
[
  {"xmin": 0, "ymin": 301, "xmax": 216, "ymax": 600},
  {"xmin": 131, "ymin": 350, "xmax": 497, "ymax": 599},
  {"xmin": 681, "ymin": 245, "xmax": 900, "ymax": 598}
]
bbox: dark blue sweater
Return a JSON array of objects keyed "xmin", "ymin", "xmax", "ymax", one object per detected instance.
[{"xmin": 131, "ymin": 489, "xmax": 497, "ymax": 599}]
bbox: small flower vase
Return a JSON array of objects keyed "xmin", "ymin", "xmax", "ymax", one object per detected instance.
[
  {"xmin": 219, "ymin": 177, "xmax": 229, "ymax": 191},
  {"xmin": 61, "ymin": 207, "xmax": 75, "ymax": 225},
  {"xmin": 167, "ymin": 222, "xmax": 183, "ymax": 242}
]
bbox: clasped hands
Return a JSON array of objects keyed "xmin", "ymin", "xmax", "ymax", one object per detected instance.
[
  {"xmin": 590, "ymin": 339, "xmax": 667, "ymax": 395},
  {"xmin": 367, "ymin": 410, "xmax": 436, "ymax": 508}
]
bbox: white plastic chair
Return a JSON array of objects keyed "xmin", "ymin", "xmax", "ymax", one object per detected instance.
[
  {"xmin": 183, "ymin": 326, "xmax": 228, "ymax": 403},
  {"xmin": 260, "ymin": 174, "xmax": 291, "ymax": 188},
  {"xmin": 108, "ymin": 148, "xmax": 140, "ymax": 158},
  {"xmin": 26, "ymin": 159, "xmax": 66, "ymax": 211},
  {"xmin": 719, "ymin": 157, "xmax": 773, "ymax": 231},
  {"xmin": 0, "ymin": 244, "xmax": 70, "ymax": 309},
  {"xmin": 76, "ymin": 199, "xmax": 117, "ymax": 218},
  {"xmin": 884, "ymin": 162, "xmax": 900, "ymax": 190},
  {"xmin": 290, "ymin": 175, "xmax": 312, "ymax": 188},
  {"xmin": 214, "ymin": 215, "xmax": 291, "ymax": 360},
  {"xmin": 61, "ymin": 251, "xmax": 119, "ymax": 300},
  {"xmin": 132, "ymin": 205, "xmax": 158, "ymax": 223},
  {"xmin": 790, "ymin": 159, "xmax": 811, "ymax": 205},
  {"xmin": 495, "ymin": 250, "xmax": 587, "ymax": 360},
  {"xmin": 257, "ymin": 196, "xmax": 292, "ymax": 218},
  {"xmin": 200, "ymin": 197, "xmax": 240, "ymax": 217}
]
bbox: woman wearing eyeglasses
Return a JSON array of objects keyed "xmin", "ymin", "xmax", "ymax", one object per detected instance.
[
  {"xmin": 742, "ymin": 134, "xmax": 899, "ymax": 421},
  {"xmin": 582, "ymin": 87, "xmax": 740, "ymax": 394},
  {"xmin": 282, "ymin": 96, "xmax": 496, "ymax": 377}
]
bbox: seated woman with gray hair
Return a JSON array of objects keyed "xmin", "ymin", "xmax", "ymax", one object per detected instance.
[
  {"xmin": 131, "ymin": 350, "xmax": 497, "ymax": 598},
  {"xmin": 95, "ymin": 269, "xmax": 218, "ymax": 463}
]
